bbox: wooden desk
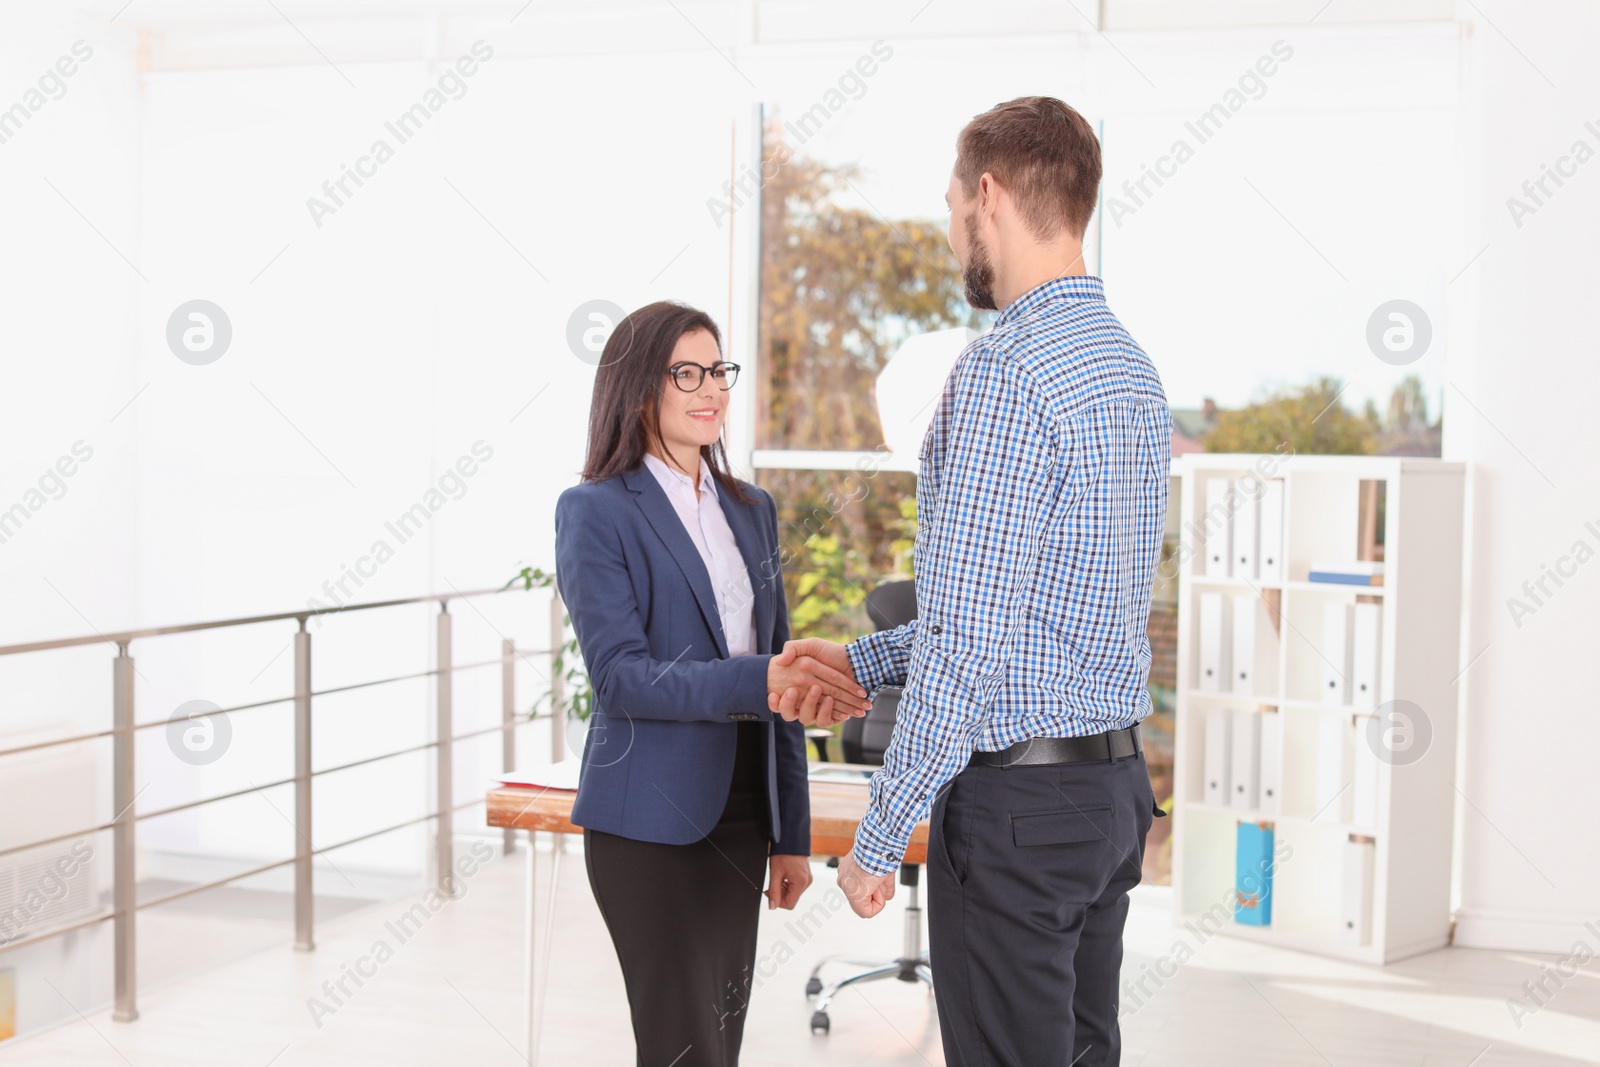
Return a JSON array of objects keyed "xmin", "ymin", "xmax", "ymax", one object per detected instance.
[
  {"xmin": 486, "ymin": 771, "xmax": 929, "ymax": 862},
  {"xmin": 485, "ymin": 767, "xmax": 926, "ymax": 1062}
]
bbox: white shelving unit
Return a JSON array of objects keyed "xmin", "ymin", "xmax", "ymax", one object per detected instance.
[{"xmin": 1170, "ymin": 453, "xmax": 1465, "ymax": 964}]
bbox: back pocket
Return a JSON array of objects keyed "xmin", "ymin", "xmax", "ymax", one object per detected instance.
[{"xmin": 1010, "ymin": 804, "xmax": 1113, "ymax": 847}]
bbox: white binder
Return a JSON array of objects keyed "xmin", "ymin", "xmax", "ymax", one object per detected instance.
[
  {"xmin": 1204, "ymin": 478, "xmax": 1233, "ymax": 578},
  {"xmin": 1198, "ymin": 592, "xmax": 1231, "ymax": 692},
  {"xmin": 1230, "ymin": 709, "xmax": 1261, "ymax": 810},
  {"xmin": 1313, "ymin": 712, "xmax": 1352, "ymax": 824},
  {"xmin": 1231, "ymin": 593, "xmax": 1257, "ymax": 696},
  {"xmin": 1203, "ymin": 706, "xmax": 1232, "ymax": 807},
  {"xmin": 1351, "ymin": 716, "xmax": 1380, "ymax": 828},
  {"xmin": 1321, "ymin": 603, "xmax": 1353, "ymax": 705},
  {"xmin": 1340, "ymin": 837, "xmax": 1375, "ymax": 946},
  {"xmin": 1257, "ymin": 712, "xmax": 1282, "ymax": 816},
  {"xmin": 1233, "ymin": 484, "xmax": 1259, "ymax": 580},
  {"xmin": 1257, "ymin": 480, "xmax": 1285, "ymax": 582},
  {"xmin": 1351, "ymin": 602, "xmax": 1383, "ymax": 707}
]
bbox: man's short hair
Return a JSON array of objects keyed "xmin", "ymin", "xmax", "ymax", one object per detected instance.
[{"xmin": 954, "ymin": 96, "xmax": 1101, "ymax": 240}]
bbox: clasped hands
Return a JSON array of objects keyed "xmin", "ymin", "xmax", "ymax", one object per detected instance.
[
  {"xmin": 764, "ymin": 638, "xmax": 870, "ymax": 728},
  {"xmin": 766, "ymin": 638, "xmax": 898, "ymax": 918}
]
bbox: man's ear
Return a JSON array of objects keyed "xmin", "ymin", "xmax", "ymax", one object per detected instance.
[{"xmin": 976, "ymin": 172, "xmax": 1004, "ymax": 228}]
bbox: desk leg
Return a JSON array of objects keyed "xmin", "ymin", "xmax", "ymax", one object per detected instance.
[
  {"xmin": 525, "ymin": 829, "xmax": 538, "ymax": 1067},
  {"xmin": 537, "ymin": 844, "xmax": 563, "ymax": 1062}
]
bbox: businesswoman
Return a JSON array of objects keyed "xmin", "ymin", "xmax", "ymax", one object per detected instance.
[{"xmin": 554, "ymin": 301, "xmax": 870, "ymax": 1066}]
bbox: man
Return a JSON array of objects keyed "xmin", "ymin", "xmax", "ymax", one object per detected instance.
[{"xmin": 769, "ymin": 96, "xmax": 1171, "ymax": 1066}]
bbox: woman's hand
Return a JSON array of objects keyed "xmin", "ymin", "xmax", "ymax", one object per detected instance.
[
  {"xmin": 768, "ymin": 639, "xmax": 870, "ymax": 726},
  {"xmin": 767, "ymin": 654, "xmax": 870, "ymax": 715},
  {"xmin": 766, "ymin": 853, "xmax": 814, "ymax": 910},
  {"xmin": 769, "ymin": 678, "xmax": 864, "ymax": 728}
]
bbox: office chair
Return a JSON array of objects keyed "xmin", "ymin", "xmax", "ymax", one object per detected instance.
[{"xmin": 806, "ymin": 580, "xmax": 934, "ymax": 1035}]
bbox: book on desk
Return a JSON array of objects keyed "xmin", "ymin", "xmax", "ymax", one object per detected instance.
[{"xmin": 495, "ymin": 760, "xmax": 580, "ymax": 792}]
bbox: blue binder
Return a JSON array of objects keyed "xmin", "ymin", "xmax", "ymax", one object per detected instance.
[{"xmin": 1235, "ymin": 821, "xmax": 1274, "ymax": 926}]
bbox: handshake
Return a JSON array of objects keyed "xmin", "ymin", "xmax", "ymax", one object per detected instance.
[{"xmin": 764, "ymin": 638, "xmax": 870, "ymax": 729}]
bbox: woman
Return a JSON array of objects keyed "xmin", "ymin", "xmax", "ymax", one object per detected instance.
[{"xmin": 554, "ymin": 300, "xmax": 871, "ymax": 1066}]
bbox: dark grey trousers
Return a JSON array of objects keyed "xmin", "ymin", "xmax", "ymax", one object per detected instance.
[
  {"xmin": 928, "ymin": 747, "xmax": 1159, "ymax": 1067},
  {"xmin": 584, "ymin": 722, "xmax": 770, "ymax": 1067}
]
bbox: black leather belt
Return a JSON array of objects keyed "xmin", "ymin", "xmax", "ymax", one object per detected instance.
[{"xmin": 969, "ymin": 725, "xmax": 1142, "ymax": 768}]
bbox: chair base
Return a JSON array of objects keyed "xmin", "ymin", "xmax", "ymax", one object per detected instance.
[
  {"xmin": 806, "ymin": 954, "xmax": 933, "ymax": 1033},
  {"xmin": 804, "ymin": 864, "xmax": 933, "ymax": 1035}
]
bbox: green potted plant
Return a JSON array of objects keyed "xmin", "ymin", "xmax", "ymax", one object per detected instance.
[{"xmin": 502, "ymin": 566, "xmax": 592, "ymax": 731}]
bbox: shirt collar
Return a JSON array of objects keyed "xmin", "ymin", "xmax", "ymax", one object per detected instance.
[
  {"xmin": 642, "ymin": 450, "xmax": 717, "ymax": 498},
  {"xmin": 994, "ymin": 273, "xmax": 1106, "ymax": 329}
]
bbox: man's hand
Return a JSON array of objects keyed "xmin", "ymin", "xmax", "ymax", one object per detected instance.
[
  {"xmin": 836, "ymin": 852, "xmax": 895, "ymax": 919},
  {"xmin": 766, "ymin": 648, "xmax": 869, "ymax": 716},
  {"xmin": 765, "ymin": 853, "xmax": 813, "ymax": 910},
  {"xmin": 774, "ymin": 638, "xmax": 855, "ymax": 681}
]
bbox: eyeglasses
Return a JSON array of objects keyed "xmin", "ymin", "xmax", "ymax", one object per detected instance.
[{"xmin": 665, "ymin": 360, "xmax": 741, "ymax": 392}]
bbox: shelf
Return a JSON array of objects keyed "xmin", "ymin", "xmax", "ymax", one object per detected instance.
[
  {"xmin": 1184, "ymin": 689, "xmax": 1278, "ymax": 707},
  {"xmin": 1174, "ymin": 911, "xmax": 1391, "ymax": 963},
  {"xmin": 1182, "ymin": 801, "xmax": 1379, "ymax": 837},
  {"xmin": 1189, "ymin": 577, "xmax": 1387, "ymax": 596},
  {"xmin": 1189, "ymin": 576, "xmax": 1284, "ymax": 591},
  {"xmin": 1277, "ymin": 698, "xmax": 1385, "ymax": 715},
  {"xmin": 1185, "ymin": 692, "xmax": 1385, "ymax": 715},
  {"xmin": 1284, "ymin": 580, "xmax": 1386, "ymax": 597}
]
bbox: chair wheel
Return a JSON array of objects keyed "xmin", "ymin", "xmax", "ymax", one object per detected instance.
[
  {"xmin": 810, "ymin": 1011, "xmax": 830, "ymax": 1035},
  {"xmin": 805, "ymin": 977, "xmax": 823, "ymax": 996}
]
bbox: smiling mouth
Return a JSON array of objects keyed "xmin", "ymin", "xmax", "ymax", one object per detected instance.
[{"xmin": 687, "ymin": 409, "xmax": 719, "ymax": 419}]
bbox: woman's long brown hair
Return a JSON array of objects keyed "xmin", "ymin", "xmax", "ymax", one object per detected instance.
[{"xmin": 580, "ymin": 300, "xmax": 752, "ymax": 504}]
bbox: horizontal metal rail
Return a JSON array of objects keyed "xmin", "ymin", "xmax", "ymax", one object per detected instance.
[
  {"xmin": 0, "ymin": 651, "xmax": 547, "ymax": 763},
  {"xmin": 134, "ymin": 797, "xmax": 488, "ymax": 914},
  {"xmin": 0, "ymin": 714, "xmax": 552, "ymax": 862},
  {"xmin": 0, "ymin": 587, "xmax": 508, "ymax": 658},
  {"xmin": 0, "ymin": 797, "xmax": 493, "ymax": 953}
]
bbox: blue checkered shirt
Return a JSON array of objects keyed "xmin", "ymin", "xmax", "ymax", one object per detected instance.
[{"xmin": 845, "ymin": 274, "xmax": 1171, "ymax": 877}]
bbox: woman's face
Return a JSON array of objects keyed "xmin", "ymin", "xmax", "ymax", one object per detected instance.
[{"xmin": 655, "ymin": 328, "xmax": 730, "ymax": 460}]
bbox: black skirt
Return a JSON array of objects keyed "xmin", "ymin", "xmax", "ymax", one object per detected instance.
[{"xmin": 583, "ymin": 722, "xmax": 771, "ymax": 1067}]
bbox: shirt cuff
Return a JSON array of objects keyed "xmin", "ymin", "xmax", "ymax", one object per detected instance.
[
  {"xmin": 847, "ymin": 629, "xmax": 908, "ymax": 693},
  {"xmin": 850, "ymin": 807, "xmax": 909, "ymax": 878}
]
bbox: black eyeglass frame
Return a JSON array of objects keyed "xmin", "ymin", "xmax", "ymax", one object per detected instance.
[{"xmin": 664, "ymin": 360, "xmax": 741, "ymax": 392}]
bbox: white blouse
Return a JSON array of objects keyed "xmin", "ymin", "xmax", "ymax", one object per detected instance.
[{"xmin": 641, "ymin": 452, "xmax": 758, "ymax": 658}]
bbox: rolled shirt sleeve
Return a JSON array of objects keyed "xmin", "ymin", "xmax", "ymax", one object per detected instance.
[{"xmin": 846, "ymin": 621, "xmax": 918, "ymax": 694}]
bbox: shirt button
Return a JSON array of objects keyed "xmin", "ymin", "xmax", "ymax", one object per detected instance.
[{"xmin": 930, "ymin": 625, "xmax": 942, "ymax": 635}]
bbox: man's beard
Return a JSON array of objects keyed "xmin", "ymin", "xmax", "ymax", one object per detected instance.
[{"xmin": 962, "ymin": 211, "xmax": 997, "ymax": 311}]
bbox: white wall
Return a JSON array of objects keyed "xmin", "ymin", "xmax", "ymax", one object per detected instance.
[
  {"xmin": 1447, "ymin": 0, "xmax": 1600, "ymax": 952},
  {"xmin": 0, "ymin": 5, "xmax": 144, "ymax": 790}
]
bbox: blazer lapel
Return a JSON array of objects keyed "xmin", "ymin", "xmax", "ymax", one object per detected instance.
[
  {"xmin": 719, "ymin": 490, "xmax": 776, "ymax": 654},
  {"xmin": 621, "ymin": 465, "xmax": 730, "ymax": 659}
]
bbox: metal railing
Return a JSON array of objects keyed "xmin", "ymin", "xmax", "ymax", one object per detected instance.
[{"xmin": 0, "ymin": 586, "xmax": 564, "ymax": 1023}]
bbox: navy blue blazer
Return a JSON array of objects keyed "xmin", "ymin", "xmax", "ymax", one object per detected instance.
[{"xmin": 553, "ymin": 464, "xmax": 810, "ymax": 854}]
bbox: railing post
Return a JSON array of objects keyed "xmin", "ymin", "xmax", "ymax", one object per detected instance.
[
  {"xmin": 549, "ymin": 594, "xmax": 565, "ymax": 764},
  {"xmin": 501, "ymin": 637, "xmax": 517, "ymax": 856},
  {"xmin": 112, "ymin": 643, "xmax": 139, "ymax": 1022},
  {"xmin": 436, "ymin": 604, "xmax": 454, "ymax": 893},
  {"xmin": 294, "ymin": 621, "xmax": 314, "ymax": 951},
  {"xmin": 548, "ymin": 595, "xmax": 566, "ymax": 858}
]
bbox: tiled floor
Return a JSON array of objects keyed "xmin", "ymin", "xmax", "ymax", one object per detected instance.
[{"xmin": 3, "ymin": 840, "xmax": 1597, "ymax": 1066}]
